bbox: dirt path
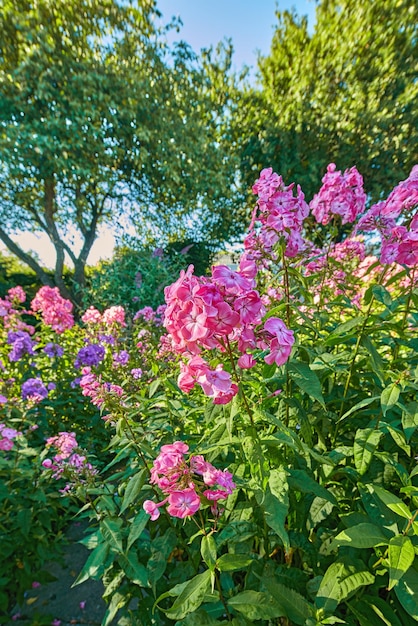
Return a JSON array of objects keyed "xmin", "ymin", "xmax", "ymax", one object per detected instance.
[{"xmin": 11, "ymin": 522, "xmax": 108, "ymax": 626}]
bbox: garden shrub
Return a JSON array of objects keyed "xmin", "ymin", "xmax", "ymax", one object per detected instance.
[
  {"xmin": 1, "ymin": 163, "xmax": 417, "ymax": 625},
  {"xmin": 59, "ymin": 163, "xmax": 417, "ymax": 625}
]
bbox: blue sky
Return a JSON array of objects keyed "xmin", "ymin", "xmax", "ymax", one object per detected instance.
[{"xmin": 156, "ymin": 0, "xmax": 317, "ymax": 72}]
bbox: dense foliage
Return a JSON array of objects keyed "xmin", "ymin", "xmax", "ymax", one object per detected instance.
[
  {"xmin": 1, "ymin": 162, "xmax": 417, "ymax": 624},
  {"xmin": 0, "ymin": 0, "xmax": 242, "ymax": 306},
  {"xmin": 236, "ymin": 0, "xmax": 417, "ymax": 204}
]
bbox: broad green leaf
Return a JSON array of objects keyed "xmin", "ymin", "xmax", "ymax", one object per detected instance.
[
  {"xmin": 385, "ymin": 424, "xmax": 411, "ymax": 456},
  {"xmin": 149, "ymin": 378, "xmax": 161, "ymax": 398},
  {"xmin": 394, "ymin": 564, "xmax": 418, "ymax": 620},
  {"xmin": 216, "ymin": 554, "xmax": 254, "ymax": 572},
  {"xmin": 201, "ymin": 535, "xmax": 217, "ymax": 571},
  {"xmin": 338, "ymin": 396, "xmax": 379, "ymax": 422},
  {"xmin": 262, "ymin": 467, "xmax": 289, "ymax": 550},
  {"xmin": 354, "ymin": 429, "xmax": 382, "ymax": 475},
  {"xmin": 348, "ymin": 596, "xmax": 403, "ymax": 626},
  {"xmin": 120, "ymin": 469, "xmax": 146, "ymax": 514},
  {"xmin": 127, "ymin": 509, "xmax": 149, "ymax": 550},
  {"xmin": 402, "ymin": 402, "xmax": 418, "ymax": 442},
  {"xmin": 227, "ymin": 591, "xmax": 284, "ymax": 620},
  {"xmin": 72, "ymin": 542, "xmax": 110, "ymax": 586},
  {"xmin": 316, "ymin": 559, "xmax": 375, "ymax": 615},
  {"xmin": 308, "ymin": 497, "xmax": 334, "ymax": 529},
  {"xmin": 388, "ymin": 535, "xmax": 415, "ymax": 590},
  {"xmin": 166, "ymin": 570, "xmax": 211, "ymax": 620},
  {"xmin": 381, "ymin": 384, "xmax": 400, "ymax": 417},
  {"xmin": 148, "ymin": 529, "xmax": 177, "ymax": 588},
  {"xmin": 372, "ymin": 485, "xmax": 413, "ymax": 520},
  {"xmin": 288, "ymin": 469, "xmax": 337, "ymax": 505},
  {"xmin": 331, "ymin": 523, "xmax": 388, "ymax": 549},
  {"xmin": 288, "ymin": 360, "xmax": 325, "ymax": 407},
  {"xmin": 372, "ymin": 284, "xmax": 392, "ymax": 308},
  {"xmin": 118, "ymin": 551, "xmax": 149, "ymax": 587},
  {"xmin": 261, "ymin": 577, "xmax": 313, "ymax": 625},
  {"xmin": 101, "ymin": 517, "xmax": 124, "ymax": 553},
  {"xmin": 332, "ymin": 315, "xmax": 364, "ymax": 336}
]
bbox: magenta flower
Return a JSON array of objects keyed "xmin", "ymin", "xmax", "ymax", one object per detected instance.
[{"xmin": 167, "ymin": 488, "xmax": 201, "ymax": 518}]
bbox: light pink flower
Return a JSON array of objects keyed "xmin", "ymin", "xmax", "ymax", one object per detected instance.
[{"xmin": 167, "ymin": 488, "xmax": 201, "ymax": 518}]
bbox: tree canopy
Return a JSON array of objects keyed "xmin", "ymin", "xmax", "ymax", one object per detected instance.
[
  {"xmin": 236, "ymin": 0, "xmax": 417, "ymax": 203},
  {"xmin": 0, "ymin": 0, "xmax": 242, "ymax": 306}
]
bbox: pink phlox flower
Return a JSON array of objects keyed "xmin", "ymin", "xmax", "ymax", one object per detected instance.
[
  {"xmin": 264, "ymin": 338, "xmax": 293, "ymax": 367},
  {"xmin": 237, "ymin": 327, "xmax": 257, "ymax": 353},
  {"xmin": 8, "ymin": 286, "xmax": 26, "ymax": 303},
  {"xmin": 31, "ymin": 287, "xmax": 74, "ymax": 333},
  {"xmin": 0, "ymin": 438, "xmax": 14, "ymax": 451},
  {"xmin": 177, "ymin": 301, "xmax": 209, "ymax": 343},
  {"xmin": 167, "ymin": 487, "xmax": 201, "ymax": 518},
  {"xmin": 143, "ymin": 498, "xmax": 167, "ymax": 521},
  {"xmin": 379, "ymin": 165, "xmax": 418, "ymax": 219},
  {"xmin": 0, "ymin": 425, "xmax": 20, "ymax": 440},
  {"xmin": 239, "ymin": 254, "xmax": 258, "ymax": 279},
  {"xmin": 205, "ymin": 301, "xmax": 240, "ymax": 335},
  {"xmin": 46, "ymin": 431, "xmax": 78, "ymax": 461},
  {"xmin": 81, "ymin": 306, "xmax": 102, "ymax": 324},
  {"xmin": 264, "ymin": 317, "xmax": 294, "ymax": 346},
  {"xmin": 102, "ymin": 305, "xmax": 126, "ymax": 326},
  {"xmin": 233, "ymin": 290, "xmax": 264, "ymax": 325},
  {"xmin": 211, "ymin": 265, "xmax": 253, "ymax": 295},
  {"xmin": 212, "ymin": 382, "xmax": 238, "ymax": 404},
  {"xmin": 197, "ymin": 365, "xmax": 234, "ymax": 397},
  {"xmin": 310, "ymin": 163, "xmax": 366, "ymax": 225},
  {"xmin": 252, "ymin": 167, "xmax": 281, "ymax": 202},
  {"xmin": 237, "ymin": 353, "xmax": 257, "ymax": 369},
  {"xmin": 397, "ymin": 231, "xmax": 418, "ymax": 266}
]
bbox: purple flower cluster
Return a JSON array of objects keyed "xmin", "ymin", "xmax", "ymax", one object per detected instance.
[
  {"xmin": 7, "ymin": 330, "xmax": 35, "ymax": 362},
  {"xmin": 74, "ymin": 344, "xmax": 105, "ymax": 368},
  {"xmin": 21, "ymin": 378, "xmax": 49, "ymax": 402},
  {"xmin": 113, "ymin": 350, "xmax": 129, "ymax": 366},
  {"xmin": 43, "ymin": 342, "xmax": 64, "ymax": 358}
]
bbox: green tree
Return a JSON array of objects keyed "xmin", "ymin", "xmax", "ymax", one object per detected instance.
[
  {"xmin": 0, "ymin": 0, "xmax": 242, "ymax": 308},
  {"xmin": 236, "ymin": 0, "xmax": 417, "ymax": 203}
]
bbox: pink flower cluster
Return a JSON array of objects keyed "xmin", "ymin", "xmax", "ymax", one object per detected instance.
[
  {"xmin": 356, "ymin": 166, "xmax": 418, "ymax": 267},
  {"xmin": 0, "ymin": 423, "xmax": 21, "ymax": 451},
  {"xmin": 246, "ymin": 166, "xmax": 310, "ymax": 260},
  {"xmin": 42, "ymin": 431, "xmax": 97, "ymax": 487},
  {"xmin": 163, "ymin": 263, "xmax": 294, "ymax": 404},
  {"xmin": 31, "ymin": 286, "xmax": 74, "ymax": 333},
  {"xmin": 0, "ymin": 287, "xmax": 34, "ymax": 334},
  {"xmin": 81, "ymin": 305, "xmax": 126, "ymax": 327},
  {"xmin": 143, "ymin": 441, "xmax": 235, "ymax": 520},
  {"xmin": 310, "ymin": 163, "xmax": 366, "ymax": 226},
  {"xmin": 133, "ymin": 304, "xmax": 166, "ymax": 326},
  {"xmin": 79, "ymin": 367, "xmax": 124, "ymax": 407}
]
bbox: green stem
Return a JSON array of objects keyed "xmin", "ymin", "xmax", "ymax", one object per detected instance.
[
  {"xmin": 223, "ymin": 336, "xmax": 254, "ymax": 427},
  {"xmin": 281, "ymin": 251, "xmax": 292, "ymax": 426},
  {"xmin": 334, "ymin": 267, "xmax": 387, "ymax": 441}
]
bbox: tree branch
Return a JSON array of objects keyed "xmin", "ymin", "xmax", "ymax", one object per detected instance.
[{"xmin": 0, "ymin": 225, "xmax": 54, "ymax": 286}]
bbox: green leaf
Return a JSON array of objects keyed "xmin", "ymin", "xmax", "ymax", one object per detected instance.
[
  {"xmin": 288, "ymin": 469, "xmax": 337, "ymax": 505},
  {"xmin": 288, "ymin": 360, "xmax": 325, "ymax": 407},
  {"xmin": 372, "ymin": 485, "xmax": 413, "ymax": 520},
  {"xmin": 348, "ymin": 596, "xmax": 403, "ymax": 626},
  {"xmin": 385, "ymin": 424, "xmax": 411, "ymax": 456},
  {"xmin": 101, "ymin": 517, "xmax": 124, "ymax": 553},
  {"xmin": 262, "ymin": 467, "xmax": 289, "ymax": 550},
  {"xmin": 149, "ymin": 378, "xmax": 161, "ymax": 398},
  {"xmin": 372, "ymin": 284, "xmax": 392, "ymax": 308},
  {"xmin": 201, "ymin": 534, "xmax": 217, "ymax": 571},
  {"xmin": 261, "ymin": 577, "xmax": 313, "ymax": 625},
  {"xmin": 120, "ymin": 469, "xmax": 146, "ymax": 514},
  {"xmin": 316, "ymin": 559, "xmax": 375, "ymax": 615},
  {"xmin": 227, "ymin": 591, "xmax": 284, "ymax": 620},
  {"xmin": 118, "ymin": 551, "xmax": 149, "ymax": 587},
  {"xmin": 331, "ymin": 523, "xmax": 389, "ymax": 549},
  {"xmin": 166, "ymin": 570, "xmax": 211, "ymax": 620},
  {"xmin": 388, "ymin": 535, "xmax": 415, "ymax": 590},
  {"xmin": 394, "ymin": 564, "xmax": 418, "ymax": 620},
  {"xmin": 354, "ymin": 428, "xmax": 382, "ymax": 475},
  {"xmin": 332, "ymin": 315, "xmax": 364, "ymax": 336},
  {"xmin": 338, "ymin": 396, "xmax": 379, "ymax": 422},
  {"xmin": 216, "ymin": 554, "xmax": 254, "ymax": 572},
  {"xmin": 72, "ymin": 542, "xmax": 110, "ymax": 586},
  {"xmin": 381, "ymin": 384, "xmax": 400, "ymax": 417},
  {"xmin": 127, "ymin": 509, "xmax": 149, "ymax": 550}
]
